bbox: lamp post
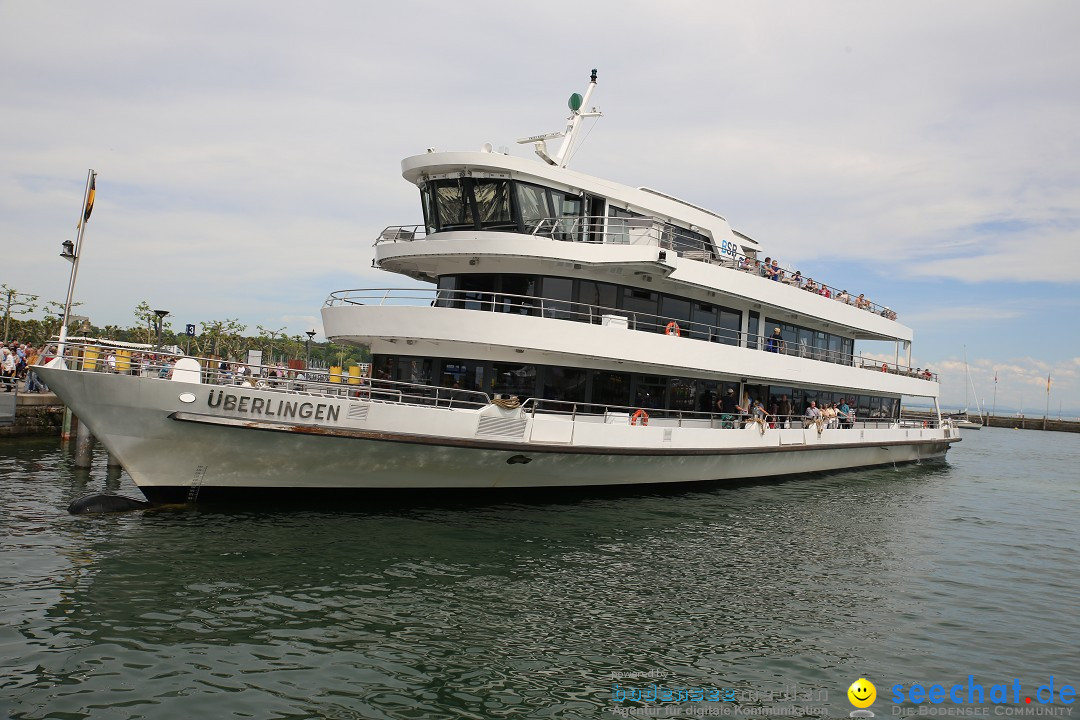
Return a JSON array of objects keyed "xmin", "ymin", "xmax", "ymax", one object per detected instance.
[
  {"xmin": 305, "ymin": 330, "xmax": 316, "ymax": 369},
  {"xmin": 153, "ymin": 310, "xmax": 169, "ymax": 352},
  {"xmin": 57, "ymin": 169, "xmax": 96, "ymax": 362}
]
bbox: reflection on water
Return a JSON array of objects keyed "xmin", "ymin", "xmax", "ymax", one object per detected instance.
[{"xmin": 2, "ymin": 430, "xmax": 1079, "ymax": 719}]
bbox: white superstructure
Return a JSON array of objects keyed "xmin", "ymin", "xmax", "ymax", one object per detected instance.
[{"xmin": 38, "ymin": 70, "xmax": 957, "ymax": 504}]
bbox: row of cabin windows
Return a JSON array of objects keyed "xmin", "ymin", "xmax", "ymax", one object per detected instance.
[
  {"xmin": 436, "ymin": 273, "xmax": 743, "ymax": 345},
  {"xmin": 420, "ymin": 177, "xmax": 712, "ymax": 252},
  {"xmin": 764, "ymin": 317, "xmax": 856, "ymax": 365},
  {"xmin": 373, "ymin": 353, "xmax": 901, "ymax": 420},
  {"xmin": 435, "ymin": 274, "xmax": 857, "ymax": 366}
]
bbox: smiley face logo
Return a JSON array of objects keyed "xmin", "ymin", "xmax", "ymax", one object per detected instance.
[{"xmin": 848, "ymin": 678, "xmax": 876, "ymax": 708}]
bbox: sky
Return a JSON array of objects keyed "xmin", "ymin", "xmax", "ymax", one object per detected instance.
[{"xmin": 2, "ymin": 1, "xmax": 1078, "ymax": 415}]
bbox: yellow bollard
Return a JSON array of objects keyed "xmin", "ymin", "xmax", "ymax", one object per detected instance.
[
  {"xmin": 329, "ymin": 365, "xmax": 343, "ymax": 383},
  {"xmin": 347, "ymin": 366, "xmax": 361, "ymax": 385},
  {"xmin": 115, "ymin": 349, "xmax": 131, "ymax": 373},
  {"xmin": 82, "ymin": 346, "xmax": 100, "ymax": 372}
]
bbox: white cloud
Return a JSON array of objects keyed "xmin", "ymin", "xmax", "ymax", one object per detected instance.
[{"xmin": 2, "ymin": 0, "xmax": 1080, "ymax": 407}]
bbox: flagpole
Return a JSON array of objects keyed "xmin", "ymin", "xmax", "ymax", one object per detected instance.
[
  {"xmin": 991, "ymin": 371, "xmax": 998, "ymax": 422},
  {"xmin": 1044, "ymin": 373, "xmax": 1051, "ymax": 431},
  {"xmin": 57, "ymin": 169, "xmax": 95, "ymax": 364}
]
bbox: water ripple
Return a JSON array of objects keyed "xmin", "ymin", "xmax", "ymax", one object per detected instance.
[{"xmin": 2, "ymin": 430, "xmax": 1079, "ymax": 718}]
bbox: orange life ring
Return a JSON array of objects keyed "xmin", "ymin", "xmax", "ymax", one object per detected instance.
[
  {"xmin": 881, "ymin": 363, "xmax": 888, "ymax": 373},
  {"xmin": 664, "ymin": 321, "xmax": 681, "ymax": 337},
  {"xmin": 631, "ymin": 409, "xmax": 649, "ymax": 426}
]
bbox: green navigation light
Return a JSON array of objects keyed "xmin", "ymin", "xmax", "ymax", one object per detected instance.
[{"xmin": 568, "ymin": 93, "xmax": 583, "ymax": 112}]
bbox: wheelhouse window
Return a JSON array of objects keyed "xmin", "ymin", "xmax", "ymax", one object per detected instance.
[
  {"xmin": 419, "ymin": 183, "xmax": 436, "ymax": 236},
  {"xmin": 550, "ymin": 190, "xmax": 584, "ymax": 241},
  {"xmin": 433, "ymin": 178, "xmax": 474, "ymax": 230},
  {"xmin": 473, "ymin": 179, "xmax": 513, "ymax": 229},
  {"xmin": 516, "ymin": 183, "xmax": 550, "ymax": 233}
]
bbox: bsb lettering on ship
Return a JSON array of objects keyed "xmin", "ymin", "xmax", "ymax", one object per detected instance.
[{"xmin": 206, "ymin": 390, "xmax": 341, "ymax": 422}]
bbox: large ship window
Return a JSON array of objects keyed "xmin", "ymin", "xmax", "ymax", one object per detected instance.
[
  {"xmin": 491, "ymin": 362, "xmax": 537, "ymax": 398},
  {"xmin": 622, "ymin": 288, "xmax": 659, "ymax": 331},
  {"xmin": 668, "ymin": 377, "xmax": 697, "ymax": 412},
  {"xmin": 717, "ymin": 308, "xmax": 741, "ymax": 346},
  {"xmin": 592, "ymin": 371, "xmax": 630, "ymax": 408},
  {"xmin": 543, "ymin": 367, "xmax": 587, "ymax": 403},
  {"xmin": 458, "ymin": 274, "xmax": 498, "ymax": 311},
  {"xmin": 660, "ymin": 296, "xmax": 692, "ymax": 338},
  {"xmin": 474, "ymin": 179, "xmax": 513, "ymax": 229},
  {"xmin": 441, "ymin": 359, "xmax": 485, "ymax": 393},
  {"xmin": 497, "ymin": 275, "xmax": 538, "ymax": 315},
  {"xmin": 516, "ymin": 183, "xmax": 550, "ymax": 233},
  {"xmin": 608, "ymin": 206, "xmax": 646, "ymax": 245},
  {"xmin": 433, "ymin": 178, "xmax": 474, "ymax": 230},
  {"xmin": 578, "ymin": 280, "xmax": 619, "ymax": 323},
  {"xmin": 540, "ymin": 277, "xmax": 575, "ymax": 320},
  {"xmin": 551, "ymin": 190, "xmax": 584, "ymax": 241},
  {"xmin": 419, "ymin": 184, "xmax": 436, "ymax": 236},
  {"xmin": 661, "ymin": 222, "xmax": 713, "ymax": 256}
]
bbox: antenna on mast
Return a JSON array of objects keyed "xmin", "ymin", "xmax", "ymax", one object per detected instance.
[{"xmin": 517, "ymin": 68, "xmax": 603, "ymax": 168}]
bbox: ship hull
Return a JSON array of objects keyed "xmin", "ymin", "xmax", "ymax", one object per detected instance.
[{"xmin": 37, "ymin": 365, "xmax": 958, "ymax": 503}]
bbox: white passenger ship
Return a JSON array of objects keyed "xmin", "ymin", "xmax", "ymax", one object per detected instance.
[{"xmin": 39, "ymin": 70, "xmax": 958, "ymax": 503}]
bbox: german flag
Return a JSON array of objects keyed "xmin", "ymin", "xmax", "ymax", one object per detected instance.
[{"xmin": 78, "ymin": 172, "xmax": 96, "ymax": 228}]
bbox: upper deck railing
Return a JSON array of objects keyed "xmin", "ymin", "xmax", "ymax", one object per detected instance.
[
  {"xmin": 325, "ymin": 288, "xmax": 935, "ymax": 381},
  {"xmin": 373, "ymin": 218, "xmax": 898, "ymax": 320}
]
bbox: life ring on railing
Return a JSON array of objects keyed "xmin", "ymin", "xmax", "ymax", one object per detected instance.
[
  {"xmin": 881, "ymin": 363, "xmax": 888, "ymax": 373},
  {"xmin": 664, "ymin": 321, "xmax": 681, "ymax": 337},
  {"xmin": 631, "ymin": 409, "xmax": 650, "ymax": 426}
]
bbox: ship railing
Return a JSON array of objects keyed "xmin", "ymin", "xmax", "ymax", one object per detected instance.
[
  {"xmin": 326, "ymin": 288, "xmax": 936, "ymax": 381},
  {"xmin": 521, "ymin": 399, "xmax": 919, "ymax": 429},
  {"xmin": 374, "ymin": 217, "xmax": 897, "ymax": 319},
  {"xmin": 527, "ymin": 215, "xmax": 896, "ymax": 318},
  {"xmin": 373, "ymin": 225, "xmax": 427, "ymax": 244},
  {"xmin": 48, "ymin": 341, "xmax": 493, "ymax": 410}
]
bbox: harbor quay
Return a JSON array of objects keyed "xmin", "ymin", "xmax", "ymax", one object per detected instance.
[
  {"xmin": 901, "ymin": 407, "xmax": 1080, "ymax": 434},
  {"xmin": 0, "ymin": 391, "xmax": 65, "ymax": 438}
]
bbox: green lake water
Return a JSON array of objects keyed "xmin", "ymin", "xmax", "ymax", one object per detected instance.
[{"xmin": 2, "ymin": 428, "xmax": 1078, "ymax": 719}]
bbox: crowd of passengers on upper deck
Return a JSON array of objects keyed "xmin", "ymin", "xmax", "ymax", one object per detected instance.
[{"xmin": 735, "ymin": 255, "xmax": 897, "ymax": 320}]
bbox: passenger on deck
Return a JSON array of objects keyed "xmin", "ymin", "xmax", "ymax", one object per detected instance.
[
  {"xmin": 777, "ymin": 394, "xmax": 793, "ymax": 428},
  {"xmin": 765, "ymin": 327, "xmax": 785, "ymax": 354},
  {"xmin": 792, "ymin": 270, "xmax": 804, "ymax": 288},
  {"xmin": 837, "ymin": 290, "xmax": 850, "ymax": 304},
  {"xmin": 760, "ymin": 257, "xmax": 772, "ymax": 278},
  {"xmin": 856, "ymin": 293, "xmax": 869, "ymax": 310},
  {"xmin": 803, "ymin": 400, "xmax": 822, "ymax": 428},
  {"xmin": 718, "ymin": 388, "xmax": 738, "ymax": 429},
  {"xmin": 838, "ymin": 399, "xmax": 853, "ymax": 428}
]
